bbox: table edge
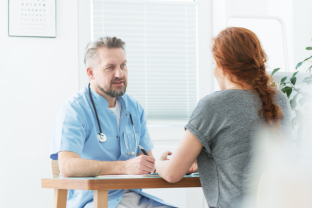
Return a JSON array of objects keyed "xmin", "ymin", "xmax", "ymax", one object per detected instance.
[{"xmin": 41, "ymin": 177, "xmax": 201, "ymax": 190}]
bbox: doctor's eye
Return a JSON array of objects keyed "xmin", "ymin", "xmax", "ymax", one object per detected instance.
[
  {"xmin": 121, "ymin": 64, "xmax": 126, "ymax": 68},
  {"xmin": 106, "ymin": 66, "xmax": 114, "ymax": 70}
]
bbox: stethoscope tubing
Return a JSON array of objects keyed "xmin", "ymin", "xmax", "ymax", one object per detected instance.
[
  {"xmin": 88, "ymin": 83, "xmax": 137, "ymax": 155},
  {"xmin": 88, "ymin": 83, "xmax": 102, "ymax": 134}
]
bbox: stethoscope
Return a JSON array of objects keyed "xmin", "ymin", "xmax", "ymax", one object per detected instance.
[{"xmin": 88, "ymin": 83, "xmax": 137, "ymax": 155}]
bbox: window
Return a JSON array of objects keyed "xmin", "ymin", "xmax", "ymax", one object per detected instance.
[{"xmin": 92, "ymin": 0, "xmax": 198, "ymax": 122}]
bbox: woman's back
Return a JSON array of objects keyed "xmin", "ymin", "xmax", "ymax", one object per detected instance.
[{"xmin": 185, "ymin": 89, "xmax": 291, "ymax": 208}]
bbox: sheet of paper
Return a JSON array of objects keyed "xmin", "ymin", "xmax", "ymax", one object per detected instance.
[{"xmin": 95, "ymin": 174, "xmax": 160, "ymax": 179}]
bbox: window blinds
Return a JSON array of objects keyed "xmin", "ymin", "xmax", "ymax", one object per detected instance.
[{"xmin": 92, "ymin": 0, "xmax": 198, "ymax": 121}]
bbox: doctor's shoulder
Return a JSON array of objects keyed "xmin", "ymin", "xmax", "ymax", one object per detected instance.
[
  {"xmin": 122, "ymin": 93, "xmax": 144, "ymax": 115},
  {"xmin": 56, "ymin": 88, "xmax": 89, "ymax": 119}
]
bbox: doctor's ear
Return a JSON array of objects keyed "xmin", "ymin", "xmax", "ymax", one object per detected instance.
[{"xmin": 87, "ymin": 67, "xmax": 95, "ymax": 80}]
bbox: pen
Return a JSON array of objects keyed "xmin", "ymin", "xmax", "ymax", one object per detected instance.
[
  {"xmin": 139, "ymin": 145, "xmax": 156, "ymax": 174},
  {"xmin": 139, "ymin": 145, "xmax": 150, "ymax": 156}
]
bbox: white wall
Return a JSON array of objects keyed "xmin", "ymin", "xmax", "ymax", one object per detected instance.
[
  {"xmin": 292, "ymin": 0, "xmax": 312, "ymax": 69},
  {"xmin": 213, "ymin": 0, "xmax": 312, "ymax": 72},
  {"xmin": 0, "ymin": 0, "xmax": 78, "ymax": 207},
  {"xmin": 213, "ymin": 0, "xmax": 312, "ymax": 91}
]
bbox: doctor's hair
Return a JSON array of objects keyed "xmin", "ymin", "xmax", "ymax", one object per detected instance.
[
  {"xmin": 84, "ymin": 36, "xmax": 126, "ymax": 68},
  {"xmin": 212, "ymin": 27, "xmax": 283, "ymax": 127}
]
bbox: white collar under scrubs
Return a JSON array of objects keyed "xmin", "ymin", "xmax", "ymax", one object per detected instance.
[{"xmin": 50, "ymin": 85, "xmax": 174, "ymax": 208}]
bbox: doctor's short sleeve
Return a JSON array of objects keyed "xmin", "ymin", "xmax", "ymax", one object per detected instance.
[
  {"xmin": 137, "ymin": 103, "xmax": 154, "ymax": 153},
  {"xmin": 50, "ymin": 100, "xmax": 87, "ymax": 160}
]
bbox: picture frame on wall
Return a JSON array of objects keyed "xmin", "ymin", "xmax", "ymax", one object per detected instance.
[{"xmin": 8, "ymin": 0, "xmax": 56, "ymax": 38}]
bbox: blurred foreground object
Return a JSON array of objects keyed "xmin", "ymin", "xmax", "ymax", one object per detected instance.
[
  {"xmin": 242, "ymin": 122, "xmax": 312, "ymax": 208},
  {"xmin": 257, "ymin": 166, "xmax": 312, "ymax": 208}
]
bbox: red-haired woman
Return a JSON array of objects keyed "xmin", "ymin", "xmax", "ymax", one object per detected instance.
[{"xmin": 155, "ymin": 27, "xmax": 291, "ymax": 207}]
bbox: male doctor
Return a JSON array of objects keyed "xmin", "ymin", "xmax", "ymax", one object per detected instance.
[{"xmin": 50, "ymin": 37, "xmax": 175, "ymax": 208}]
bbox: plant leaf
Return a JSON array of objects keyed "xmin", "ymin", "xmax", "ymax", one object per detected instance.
[
  {"xmin": 306, "ymin": 47, "xmax": 312, "ymax": 50},
  {"xmin": 290, "ymin": 92, "xmax": 301, "ymax": 110},
  {"xmin": 290, "ymin": 77, "xmax": 297, "ymax": 85},
  {"xmin": 293, "ymin": 92, "xmax": 301, "ymax": 100},
  {"xmin": 304, "ymin": 55, "xmax": 312, "ymax": 61},
  {"xmin": 281, "ymin": 76, "xmax": 287, "ymax": 83},
  {"xmin": 271, "ymin": 68, "xmax": 280, "ymax": 76},
  {"xmin": 281, "ymin": 86, "xmax": 293, "ymax": 98},
  {"xmin": 292, "ymin": 71, "xmax": 299, "ymax": 78},
  {"xmin": 299, "ymin": 96, "xmax": 312, "ymax": 106},
  {"xmin": 294, "ymin": 88, "xmax": 301, "ymax": 92},
  {"xmin": 307, "ymin": 65, "xmax": 312, "ymax": 73},
  {"xmin": 270, "ymin": 82, "xmax": 276, "ymax": 87},
  {"xmin": 290, "ymin": 98, "xmax": 297, "ymax": 110},
  {"xmin": 296, "ymin": 62, "xmax": 303, "ymax": 69},
  {"xmin": 302, "ymin": 77, "xmax": 312, "ymax": 84},
  {"xmin": 307, "ymin": 80, "xmax": 312, "ymax": 85}
]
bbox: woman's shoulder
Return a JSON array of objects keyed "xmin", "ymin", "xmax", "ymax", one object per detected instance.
[{"xmin": 199, "ymin": 89, "xmax": 257, "ymax": 106}]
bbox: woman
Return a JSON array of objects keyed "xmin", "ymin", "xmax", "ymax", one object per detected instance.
[{"xmin": 155, "ymin": 27, "xmax": 291, "ymax": 207}]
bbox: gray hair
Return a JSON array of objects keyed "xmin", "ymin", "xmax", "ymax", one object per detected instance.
[{"xmin": 84, "ymin": 37, "xmax": 126, "ymax": 68}]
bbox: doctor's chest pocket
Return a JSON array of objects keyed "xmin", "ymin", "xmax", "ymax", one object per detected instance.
[{"xmin": 125, "ymin": 132, "xmax": 141, "ymax": 156}]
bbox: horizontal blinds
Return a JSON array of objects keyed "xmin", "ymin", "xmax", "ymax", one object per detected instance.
[{"xmin": 92, "ymin": 0, "xmax": 198, "ymax": 121}]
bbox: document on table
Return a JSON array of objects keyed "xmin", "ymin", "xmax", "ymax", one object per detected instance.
[{"xmin": 95, "ymin": 173, "xmax": 160, "ymax": 179}]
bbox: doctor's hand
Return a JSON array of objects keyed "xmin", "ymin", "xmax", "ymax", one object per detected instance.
[
  {"xmin": 159, "ymin": 151, "xmax": 172, "ymax": 161},
  {"xmin": 125, "ymin": 155, "xmax": 155, "ymax": 175}
]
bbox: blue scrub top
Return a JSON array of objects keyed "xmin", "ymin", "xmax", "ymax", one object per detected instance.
[{"xmin": 50, "ymin": 86, "xmax": 173, "ymax": 208}]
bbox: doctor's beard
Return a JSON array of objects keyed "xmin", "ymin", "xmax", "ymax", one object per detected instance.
[{"xmin": 99, "ymin": 78, "xmax": 127, "ymax": 98}]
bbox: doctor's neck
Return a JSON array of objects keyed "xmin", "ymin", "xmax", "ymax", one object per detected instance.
[{"xmin": 90, "ymin": 83, "xmax": 117, "ymax": 108}]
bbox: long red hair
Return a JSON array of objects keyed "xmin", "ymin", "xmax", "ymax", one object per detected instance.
[{"xmin": 212, "ymin": 27, "xmax": 283, "ymax": 126}]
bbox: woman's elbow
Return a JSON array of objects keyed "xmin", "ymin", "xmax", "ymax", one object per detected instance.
[{"xmin": 164, "ymin": 173, "xmax": 182, "ymax": 183}]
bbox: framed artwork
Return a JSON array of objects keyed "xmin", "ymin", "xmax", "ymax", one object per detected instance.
[{"xmin": 8, "ymin": 0, "xmax": 56, "ymax": 38}]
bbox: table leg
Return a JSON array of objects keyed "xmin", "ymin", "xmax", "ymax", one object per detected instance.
[
  {"xmin": 53, "ymin": 189, "xmax": 68, "ymax": 208},
  {"xmin": 93, "ymin": 190, "xmax": 109, "ymax": 208}
]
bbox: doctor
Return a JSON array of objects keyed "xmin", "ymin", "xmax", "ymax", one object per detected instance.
[{"xmin": 50, "ymin": 37, "xmax": 175, "ymax": 208}]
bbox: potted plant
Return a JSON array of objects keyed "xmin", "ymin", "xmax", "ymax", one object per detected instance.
[{"xmin": 271, "ymin": 40, "xmax": 312, "ymax": 148}]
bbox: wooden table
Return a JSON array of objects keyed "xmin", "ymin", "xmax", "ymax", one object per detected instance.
[{"xmin": 41, "ymin": 175, "xmax": 201, "ymax": 208}]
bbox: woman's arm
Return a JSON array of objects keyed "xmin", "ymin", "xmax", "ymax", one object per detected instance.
[{"xmin": 155, "ymin": 130, "xmax": 203, "ymax": 183}]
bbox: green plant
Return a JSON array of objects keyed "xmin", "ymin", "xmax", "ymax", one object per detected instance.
[{"xmin": 271, "ymin": 40, "xmax": 312, "ymax": 140}]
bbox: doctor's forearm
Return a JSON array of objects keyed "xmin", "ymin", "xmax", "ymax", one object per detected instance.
[{"xmin": 59, "ymin": 157, "xmax": 127, "ymax": 177}]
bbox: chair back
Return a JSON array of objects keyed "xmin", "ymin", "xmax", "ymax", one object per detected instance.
[{"xmin": 51, "ymin": 159, "xmax": 60, "ymax": 178}]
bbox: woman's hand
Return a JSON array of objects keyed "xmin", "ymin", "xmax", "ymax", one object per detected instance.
[{"xmin": 159, "ymin": 151, "xmax": 172, "ymax": 161}]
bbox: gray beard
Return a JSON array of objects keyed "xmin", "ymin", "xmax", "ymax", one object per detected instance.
[{"xmin": 98, "ymin": 81, "xmax": 127, "ymax": 98}]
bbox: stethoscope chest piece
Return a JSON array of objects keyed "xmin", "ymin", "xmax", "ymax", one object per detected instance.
[{"xmin": 98, "ymin": 133, "xmax": 107, "ymax": 142}]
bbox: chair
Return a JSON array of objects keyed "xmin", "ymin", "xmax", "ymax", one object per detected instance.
[
  {"xmin": 51, "ymin": 159, "xmax": 61, "ymax": 178},
  {"xmin": 51, "ymin": 159, "xmax": 68, "ymax": 208}
]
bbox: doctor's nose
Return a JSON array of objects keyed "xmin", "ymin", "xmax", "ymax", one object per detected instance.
[{"xmin": 114, "ymin": 66, "xmax": 124, "ymax": 78}]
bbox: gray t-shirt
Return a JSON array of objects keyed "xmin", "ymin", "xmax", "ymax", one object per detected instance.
[{"xmin": 185, "ymin": 89, "xmax": 291, "ymax": 208}]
